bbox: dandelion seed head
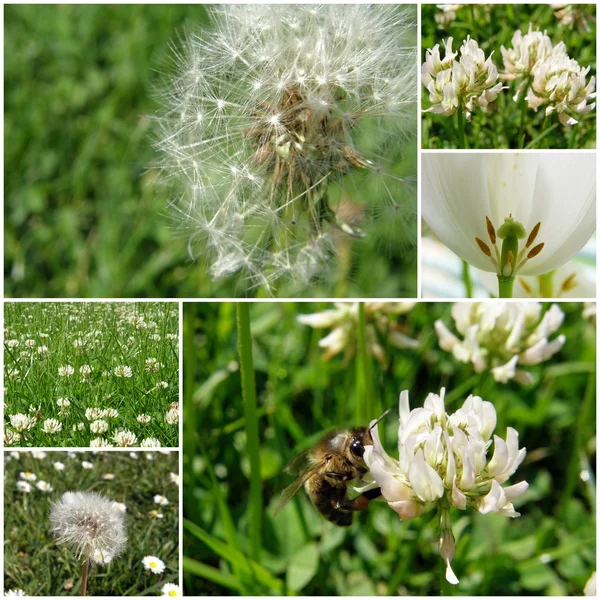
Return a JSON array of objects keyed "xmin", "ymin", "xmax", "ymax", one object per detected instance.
[
  {"xmin": 154, "ymin": 4, "xmax": 416, "ymax": 290},
  {"xmin": 49, "ymin": 491, "xmax": 127, "ymax": 562}
]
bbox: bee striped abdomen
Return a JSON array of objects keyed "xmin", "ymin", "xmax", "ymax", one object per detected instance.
[{"xmin": 307, "ymin": 477, "xmax": 353, "ymax": 527}]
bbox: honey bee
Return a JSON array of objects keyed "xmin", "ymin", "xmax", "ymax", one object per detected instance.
[{"xmin": 274, "ymin": 409, "xmax": 390, "ymax": 526}]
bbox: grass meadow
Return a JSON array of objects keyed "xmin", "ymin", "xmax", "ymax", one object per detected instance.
[
  {"xmin": 4, "ymin": 302, "xmax": 179, "ymax": 448},
  {"xmin": 5, "ymin": 4, "xmax": 417, "ymax": 299},
  {"xmin": 4, "ymin": 450, "xmax": 179, "ymax": 596},
  {"xmin": 421, "ymin": 4, "xmax": 596, "ymax": 149},
  {"xmin": 183, "ymin": 302, "xmax": 595, "ymax": 596}
]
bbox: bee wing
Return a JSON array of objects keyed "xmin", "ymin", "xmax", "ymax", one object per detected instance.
[{"xmin": 274, "ymin": 461, "xmax": 324, "ymax": 518}]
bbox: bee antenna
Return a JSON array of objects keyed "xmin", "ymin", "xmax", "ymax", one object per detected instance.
[{"xmin": 369, "ymin": 408, "xmax": 392, "ymax": 431}]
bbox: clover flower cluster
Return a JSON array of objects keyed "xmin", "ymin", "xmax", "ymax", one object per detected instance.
[
  {"xmin": 435, "ymin": 302, "xmax": 565, "ymax": 385},
  {"xmin": 297, "ymin": 302, "xmax": 418, "ymax": 367},
  {"xmin": 501, "ymin": 25, "xmax": 596, "ymax": 125},
  {"xmin": 422, "ymin": 37, "xmax": 503, "ymax": 119},
  {"xmin": 50, "ymin": 491, "xmax": 127, "ymax": 564},
  {"xmin": 362, "ymin": 388, "xmax": 528, "ymax": 584},
  {"xmin": 153, "ymin": 5, "xmax": 416, "ymax": 290}
]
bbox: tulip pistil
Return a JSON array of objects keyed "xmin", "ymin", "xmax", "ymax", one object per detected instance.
[{"xmin": 475, "ymin": 215, "xmax": 545, "ymax": 296}]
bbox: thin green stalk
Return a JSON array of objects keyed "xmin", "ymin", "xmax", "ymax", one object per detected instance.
[
  {"xmin": 355, "ymin": 303, "xmax": 373, "ymax": 425},
  {"xmin": 557, "ymin": 372, "xmax": 595, "ymax": 519},
  {"xmin": 538, "ymin": 271, "xmax": 554, "ymax": 298},
  {"xmin": 461, "ymin": 260, "xmax": 473, "ymax": 298},
  {"xmin": 236, "ymin": 303, "xmax": 262, "ymax": 563},
  {"xmin": 497, "ymin": 275, "xmax": 514, "ymax": 298},
  {"xmin": 517, "ymin": 87, "xmax": 530, "ymax": 148},
  {"xmin": 525, "ymin": 122, "xmax": 559, "ymax": 149},
  {"xmin": 456, "ymin": 105, "xmax": 466, "ymax": 149}
]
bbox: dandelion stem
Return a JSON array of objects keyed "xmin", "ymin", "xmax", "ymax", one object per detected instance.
[
  {"xmin": 456, "ymin": 105, "xmax": 467, "ymax": 149},
  {"xmin": 461, "ymin": 260, "xmax": 473, "ymax": 298},
  {"xmin": 538, "ymin": 271, "xmax": 554, "ymax": 298},
  {"xmin": 81, "ymin": 560, "xmax": 89, "ymax": 596},
  {"xmin": 355, "ymin": 303, "xmax": 373, "ymax": 425},
  {"xmin": 497, "ymin": 275, "xmax": 514, "ymax": 298},
  {"xmin": 236, "ymin": 303, "xmax": 262, "ymax": 562}
]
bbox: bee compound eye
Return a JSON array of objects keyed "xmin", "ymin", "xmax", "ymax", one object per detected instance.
[{"xmin": 350, "ymin": 439, "xmax": 364, "ymax": 457}]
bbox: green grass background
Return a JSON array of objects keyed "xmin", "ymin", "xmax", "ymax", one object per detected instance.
[
  {"xmin": 421, "ymin": 4, "xmax": 596, "ymax": 149},
  {"xmin": 4, "ymin": 450, "xmax": 179, "ymax": 596},
  {"xmin": 4, "ymin": 4, "xmax": 417, "ymax": 299},
  {"xmin": 4, "ymin": 302, "xmax": 179, "ymax": 447},
  {"xmin": 183, "ymin": 301, "xmax": 595, "ymax": 596}
]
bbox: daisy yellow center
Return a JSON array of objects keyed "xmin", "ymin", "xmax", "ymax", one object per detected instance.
[
  {"xmin": 168, "ymin": 592, "xmax": 177, "ymax": 597},
  {"xmin": 150, "ymin": 561, "xmax": 157, "ymax": 568}
]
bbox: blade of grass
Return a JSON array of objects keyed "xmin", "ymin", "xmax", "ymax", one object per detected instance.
[
  {"xmin": 355, "ymin": 302, "xmax": 373, "ymax": 424},
  {"xmin": 183, "ymin": 520, "xmax": 283, "ymax": 594},
  {"xmin": 237, "ymin": 303, "xmax": 262, "ymax": 563},
  {"xmin": 183, "ymin": 557, "xmax": 242, "ymax": 592}
]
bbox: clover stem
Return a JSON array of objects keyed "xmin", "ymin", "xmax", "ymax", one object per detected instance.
[
  {"xmin": 81, "ymin": 560, "xmax": 89, "ymax": 596},
  {"xmin": 498, "ymin": 275, "xmax": 514, "ymax": 298},
  {"xmin": 461, "ymin": 260, "xmax": 473, "ymax": 298},
  {"xmin": 456, "ymin": 104, "xmax": 467, "ymax": 149},
  {"xmin": 538, "ymin": 271, "xmax": 555, "ymax": 298},
  {"xmin": 517, "ymin": 82, "xmax": 530, "ymax": 148}
]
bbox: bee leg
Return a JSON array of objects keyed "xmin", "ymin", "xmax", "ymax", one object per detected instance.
[{"xmin": 349, "ymin": 488, "xmax": 382, "ymax": 512}]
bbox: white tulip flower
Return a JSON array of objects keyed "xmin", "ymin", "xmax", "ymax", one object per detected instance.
[
  {"xmin": 422, "ymin": 153, "xmax": 596, "ymax": 298},
  {"xmin": 362, "ymin": 388, "xmax": 528, "ymax": 584}
]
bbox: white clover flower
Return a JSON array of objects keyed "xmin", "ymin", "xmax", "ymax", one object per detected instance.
[
  {"xmin": 50, "ymin": 491, "xmax": 127, "ymax": 562},
  {"xmin": 43, "ymin": 418, "xmax": 62, "ymax": 434},
  {"xmin": 90, "ymin": 438, "xmax": 114, "ymax": 448},
  {"xmin": 9, "ymin": 413, "xmax": 36, "ymax": 432},
  {"xmin": 73, "ymin": 422, "xmax": 86, "ymax": 432},
  {"xmin": 90, "ymin": 420, "xmax": 109, "ymax": 435},
  {"xmin": 113, "ymin": 365, "xmax": 133, "ymax": 378},
  {"xmin": 37, "ymin": 345, "xmax": 48, "ymax": 355},
  {"xmin": 297, "ymin": 302, "xmax": 417, "ymax": 366},
  {"xmin": 500, "ymin": 24, "xmax": 596, "ymax": 126},
  {"xmin": 165, "ymin": 409, "xmax": 179, "ymax": 425},
  {"xmin": 36, "ymin": 481, "xmax": 53, "ymax": 493},
  {"xmin": 422, "ymin": 153, "xmax": 595, "ymax": 297},
  {"xmin": 156, "ymin": 381, "xmax": 169, "ymax": 389},
  {"xmin": 113, "ymin": 430, "xmax": 138, "ymax": 447},
  {"xmin": 363, "ymin": 388, "xmax": 528, "ymax": 584},
  {"xmin": 56, "ymin": 397, "xmax": 71, "ymax": 410},
  {"xmin": 101, "ymin": 408, "xmax": 119, "ymax": 419},
  {"xmin": 161, "ymin": 583, "xmax": 181, "ymax": 597},
  {"xmin": 145, "ymin": 358, "xmax": 163, "ymax": 373},
  {"xmin": 85, "ymin": 408, "xmax": 104, "ymax": 421},
  {"xmin": 20, "ymin": 472, "xmax": 37, "ymax": 481},
  {"xmin": 435, "ymin": 302, "xmax": 565, "ymax": 385},
  {"xmin": 154, "ymin": 494, "xmax": 169, "ymax": 506},
  {"xmin": 4, "ymin": 430, "xmax": 20, "ymax": 445},
  {"xmin": 422, "ymin": 37, "xmax": 504, "ymax": 120},
  {"xmin": 6, "ymin": 339, "xmax": 20, "ymax": 349},
  {"xmin": 16, "ymin": 482, "xmax": 32, "ymax": 493},
  {"xmin": 80, "ymin": 365, "xmax": 93, "ymax": 380},
  {"xmin": 141, "ymin": 438, "xmax": 162, "ymax": 448},
  {"xmin": 154, "ymin": 5, "xmax": 416, "ymax": 290},
  {"xmin": 142, "ymin": 555, "xmax": 166, "ymax": 574},
  {"xmin": 58, "ymin": 365, "xmax": 75, "ymax": 377},
  {"xmin": 137, "ymin": 414, "xmax": 152, "ymax": 424}
]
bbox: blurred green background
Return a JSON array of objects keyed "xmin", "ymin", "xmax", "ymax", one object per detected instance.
[
  {"xmin": 183, "ymin": 302, "xmax": 596, "ymax": 596},
  {"xmin": 421, "ymin": 4, "xmax": 596, "ymax": 149},
  {"xmin": 4, "ymin": 5, "xmax": 417, "ymax": 299}
]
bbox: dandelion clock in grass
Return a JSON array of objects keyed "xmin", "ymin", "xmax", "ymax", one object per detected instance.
[
  {"xmin": 422, "ymin": 153, "xmax": 595, "ymax": 298},
  {"xmin": 50, "ymin": 491, "xmax": 126, "ymax": 595},
  {"xmin": 153, "ymin": 4, "xmax": 416, "ymax": 292}
]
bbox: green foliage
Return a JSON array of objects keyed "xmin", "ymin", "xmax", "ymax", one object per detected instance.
[
  {"xmin": 421, "ymin": 4, "xmax": 596, "ymax": 149},
  {"xmin": 4, "ymin": 450, "xmax": 179, "ymax": 596},
  {"xmin": 183, "ymin": 302, "xmax": 596, "ymax": 596},
  {"xmin": 4, "ymin": 4, "xmax": 417, "ymax": 298},
  {"xmin": 4, "ymin": 302, "xmax": 179, "ymax": 447}
]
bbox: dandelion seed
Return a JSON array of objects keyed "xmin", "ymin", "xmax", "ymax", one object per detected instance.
[
  {"xmin": 142, "ymin": 555, "xmax": 166, "ymax": 574},
  {"xmin": 154, "ymin": 5, "xmax": 416, "ymax": 290}
]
